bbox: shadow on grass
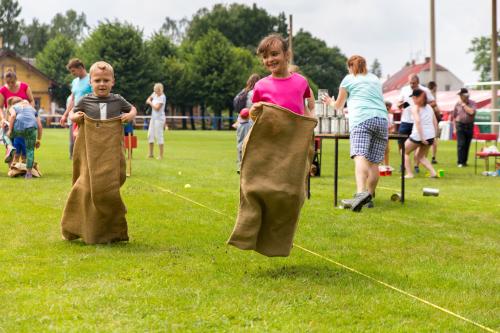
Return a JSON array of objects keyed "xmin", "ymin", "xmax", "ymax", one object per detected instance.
[{"xmin": 253, "ymin": 264, "xmax": 362, "ymax": 285}]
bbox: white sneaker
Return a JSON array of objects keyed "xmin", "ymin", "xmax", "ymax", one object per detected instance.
[{"xmin": 457, "ymin": 164, "xmax": 464, "ymax": 168}]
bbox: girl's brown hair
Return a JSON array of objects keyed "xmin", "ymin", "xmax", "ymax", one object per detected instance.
[
  {"xmin": 256, "ymin": 33, "xmax": 289, "ymax": 57},
  {"xmin": 347, "ymin": 55, "xmax": 368, "ymax": 75},
  {"xmin": 244, "ymin": 73, "xmax": 260, "ymax": 92}
]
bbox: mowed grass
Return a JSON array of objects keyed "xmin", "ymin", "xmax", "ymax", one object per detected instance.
[{"xmin": 0, "ymin": 128, "xmax": 498, "ymax": 332}]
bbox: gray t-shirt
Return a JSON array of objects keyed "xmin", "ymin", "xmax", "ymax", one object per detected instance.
[{"xmin": 74, "ymin": 93, "xmax": 132, "ymax": 120}]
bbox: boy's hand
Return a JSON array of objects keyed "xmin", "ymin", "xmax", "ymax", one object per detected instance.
[
  {"xmin": 121, "ymin": 112, "xmax": 135, "ymax": 123},
  {"xmin": 59, "ymin": 115, "xmax": 68, "ymax": 127},
  {"xmin": 35, "ymin": 140, "xmax": 41, "ymax": 149},
  {"xmin": 70, "ymin": 112, "xmax": 84, "ymax": 123}
]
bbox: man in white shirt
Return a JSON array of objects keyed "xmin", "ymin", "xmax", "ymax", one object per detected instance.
[{"xmin": 397, "ymin": 74, "xmax": 436, "ymax": 172}]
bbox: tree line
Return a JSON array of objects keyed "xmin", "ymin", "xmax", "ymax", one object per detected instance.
[{"xmin": 0, "ymin": 1, "xmax": 350, "ymax": 129}]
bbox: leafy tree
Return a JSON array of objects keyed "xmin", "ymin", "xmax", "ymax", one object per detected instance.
[
  {"xmin": 191, "ymin": 30, "xmax": 256, "ymax": 129},
  {"xmin": 159, "ymin": 17, "xmax": 189, "ymax": 44},
  {"xmin": 370, "ymin": 58, "xmax": 382, "ymax": 78},
  {"xmin": 17, "ymin": 18, "xmax": 50, "ymax": 58},
  {"xmin": 187, "ymin": 3, "xmax": 286, "ymax": 49},
  {"xmin": 0, "ymin": 0, "xmax": 22, "ymax": 49},
  {"xmin": 293, "ymin": 29, "xmax": 347, "ymax": 97},
  {"xmin": 35, "ymin": 35, "xmax": 77, "ymax": 106},
  {"xmin": 468, "ymin": 32, "xmax": 500, "ymax": 82},
  {"xmin": 50, "ymin": 10, "xmax": 89, "ymax": 42},
  {"xmin": 78, "ymin": 21, "xmax": 155, "ymax": 107}
]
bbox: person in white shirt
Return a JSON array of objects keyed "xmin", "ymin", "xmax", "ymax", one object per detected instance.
[
  {"xmin": 397, "ymin": 74, "xmax": 436, "ymax": 173},
  {"xmin": 403, "ymin": 88, "xmax": 438, "ymax": 178},
  {"xmin": 146, "ymin": 83, "xmax": 167, "ymax": 160}
]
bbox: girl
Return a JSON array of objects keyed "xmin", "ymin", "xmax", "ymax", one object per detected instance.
[
  {"xmin": 6, "ymin": 97, "xmax": 42, "ymax": 179},
  {"xmin": 146, "ymin": 83, "xmax": 166, "ymax": 160},
  {"xmin": 323, "ymin": 55, "xmax": 388, "ymax": 212},
  {"xmin": 404, "ymin": 88, "xmax": 438, "ymax": 178},
  {"xmin": 250, "ymin": 34, "xmax": 314, "ymax": 118}
]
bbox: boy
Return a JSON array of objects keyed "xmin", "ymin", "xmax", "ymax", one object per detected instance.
[
  {"xmin": 236, "ymin": 108, "xmax": 251, "ymax": 173},
  {"xmin": 61, "ymin": 61, "xmax": 137, "ymax": 244}
]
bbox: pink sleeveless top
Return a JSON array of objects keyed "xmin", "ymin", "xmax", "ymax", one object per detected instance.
[{"xmin": 0, "ymin": 82, "xmax": 29, "ymax": 108}]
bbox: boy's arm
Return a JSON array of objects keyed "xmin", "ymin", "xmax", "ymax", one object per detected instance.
[
  {"xmin": 69, "ymin": 97, "xmax": 85, "ymax": 123},
  {"xmin": 7, "ymin": 108, "xmax": 16, "ymax": 137},
  {"xmin": 121, "ymin": 106, "xmax": 137, "ymax": 123},
  {"xmin": 36, "ymin": 116, "xmax": 43, "ymax": 148}
]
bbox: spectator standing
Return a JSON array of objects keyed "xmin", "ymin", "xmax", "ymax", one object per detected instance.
[
  {"xmin": 450, "ymin": 88, "xmax": 477, "ymax": 167},
  {"xmin": 59, "ymin": 58, "xmax": 92, "ymax": 159}
]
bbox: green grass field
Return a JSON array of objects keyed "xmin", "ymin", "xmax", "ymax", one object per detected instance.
[{"xmin": 0, "ymin": 129, "xmax": 498, "ymax": 332}]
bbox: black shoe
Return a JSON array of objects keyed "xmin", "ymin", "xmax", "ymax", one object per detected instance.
[
  {"xmin": 351, "ymin": 192, "xmax": 372, "ymax": 212},
  {"xmin": 431, "ymin": 157, "xmax": 438, "ymax": 164},
  {"xmin": 414, "ymin": 166, "xmax": 420, "ymax": 174},
  {"xmin": 365, "ymin": 200, "xmax": 374, "ymax": 208},
  {"xmin": 341, "ymin": 198, "xmax": 374, "ymax": 209}
]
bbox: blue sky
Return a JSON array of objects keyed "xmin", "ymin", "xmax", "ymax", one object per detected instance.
[{"xmin": 18, "ymin": 0, "xmax": 500, "ymax": 83}]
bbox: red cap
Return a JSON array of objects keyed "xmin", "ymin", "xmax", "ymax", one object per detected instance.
[{"xmin": 240, "ymin": 108, "xmax": 249, "ymax": 119}]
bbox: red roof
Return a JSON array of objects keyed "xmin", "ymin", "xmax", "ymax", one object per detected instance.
[{"xmin": 382, "ymin": 61, "xmax": 447, "ymax": 93}]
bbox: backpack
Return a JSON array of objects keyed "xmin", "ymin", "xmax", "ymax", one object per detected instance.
[{"xmin": 233, "ymin": 89, "xmax": 248, "ymax": 113}]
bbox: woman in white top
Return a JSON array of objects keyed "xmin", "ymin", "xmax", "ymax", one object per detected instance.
[
  {"xmin": 146, "ymin": 83, "xmax": 167, "ymax": 159},
  {"xmin": 404, "ymin": 88, "xmax": 438, "ymax": 178}
]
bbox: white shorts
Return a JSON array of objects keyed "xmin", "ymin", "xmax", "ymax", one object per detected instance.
[{"xmin": 148, "ymin": 119, "xmax": 165, "ymax": 144}]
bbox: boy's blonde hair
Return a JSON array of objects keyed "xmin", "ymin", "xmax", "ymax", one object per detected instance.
[
  {"xmin": 154, "ymin": 83, "xmax": 164, "ymax": 93},
  {"xmin": 7, "ymin": 96, "xmax": 22, "ymax": 107},
  {"xmin": 89, "ymin": 61, "xmax": 115, "ymax": 77}
]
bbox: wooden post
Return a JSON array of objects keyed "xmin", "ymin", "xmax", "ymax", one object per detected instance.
[
  {"xmin": 288, "ymin": 14, "xmax": 294, "ymax": 65},
  {"xmin": 491, "ymin": 0, "xmax": 499, "ymax": 133},
  {"xmin": 430, "ymin": 0, "xmax": 437, "ymax": 82}
]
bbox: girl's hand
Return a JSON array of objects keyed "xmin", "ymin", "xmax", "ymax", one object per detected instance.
[
  {"xmin": 321, "ymin": 93, "xmax": 333, "ymax": 106},
  {"xmin": 249, "ymin": 102, "xmax": 263, "ymax": 121}
]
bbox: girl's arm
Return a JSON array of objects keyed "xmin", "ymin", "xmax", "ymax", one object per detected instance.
[
  {"xmin": 26, "ymin": 87, "xmax": 35, "ymax": 107},
  {"xmin": 334, "ymin": 88, "xmax": 348, "ymax": 112},
  {"xmin": 151, "ymin": 102, "xmax": 163, "ymax": 111},
  {"xmin": 412, "ymin": 107, "xmax": 426, "ymax": 144},
  {"xmin": 432, "ymin": 112, "xmax": 439, "ymax": 137}
]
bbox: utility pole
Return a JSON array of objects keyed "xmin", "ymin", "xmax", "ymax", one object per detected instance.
[
  {"xmin": 491, "ymin": 0, "xmax": 498, "ymax": 131},
  {"xmin": 430, "ymin": 0, "xmax": 437, "ymax": 82},
  {"xmin": 289, "ymin": 14, "xmax": 294, "ymax": 64}
]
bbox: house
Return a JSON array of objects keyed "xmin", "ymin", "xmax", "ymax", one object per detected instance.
[
  {"xmin": 0, "ymin": 49, "xmax": 54, "ymax": 112},
  {"xmin": 383, "ymin": 57, "xmax": 463, "ymax": 93}
]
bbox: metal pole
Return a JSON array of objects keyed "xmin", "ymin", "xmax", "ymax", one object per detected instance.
[
  {"xmin": 491, "ymin": 0, "xmax": 499, "ymax": 132},
  {"xmin": 430, "ymin": 0, "xmax": 437, "ymax": 82},
  {"xmin": 289, "ymin": 14, "xmax": 294, "ymax": 65}
]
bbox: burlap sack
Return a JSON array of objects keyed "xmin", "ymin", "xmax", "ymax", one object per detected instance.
[
  {"xmin": 61, "ymin": 115, "xmax": 128, "ymax": 244},
  {"xmin": 228, "ymin": 103, "xmax": 317, "ymax": 257}
]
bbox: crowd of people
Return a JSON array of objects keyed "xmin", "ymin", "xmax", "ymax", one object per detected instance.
[{"xmin": 0, "ymin": 31, "xmax": 485, "ymax": 248}]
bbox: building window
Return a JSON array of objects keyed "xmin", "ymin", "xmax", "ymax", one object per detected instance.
[{"xmin": 34, "ymin": 98, "xmax": 41, "ymax": 110}]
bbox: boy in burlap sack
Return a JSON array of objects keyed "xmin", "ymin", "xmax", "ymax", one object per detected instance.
[{"xmin": 61, "ymin": 61, "xmax": 137, "ymax": 244}]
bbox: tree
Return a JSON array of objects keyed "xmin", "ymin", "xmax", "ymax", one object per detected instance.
[
  {"xmin": 35, "ymin": 35, "xmax": 77, "ymax": 106},
  {"xmin": 17, "ymin": 18, "xmax": 50, "ymax": 58},
  {"xmin": 50, "ymin": 10, "xmax": 89, "ymax": 42},
  {"xmin": 370, "ymin": 58, "xmax": 382, "ymax": 78},
  {"xmin": 187, "ymin": 3, "xmax": 286, "ymax": 49},
  {"xmin": 293, "ymin": 29, "xmax": 347, "ymax": 97},
  {"xmin": 468, "ymin": 32, "xmax": 500, "ymax": 82},
  {"xmin": 191, "ymin": 30, "xmax": 256, "ymax": 129},
  {"xmin": 78, "ymin": 21, "xmax": 156, "ymax": 108},
  {"xmin": 0, "ymin": 0, "xmax": 22, "ymax": 49},
  {"xmin": 159, "ymin": 17, "xmax": 189, "ymax": 45}
]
